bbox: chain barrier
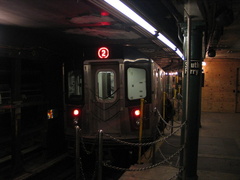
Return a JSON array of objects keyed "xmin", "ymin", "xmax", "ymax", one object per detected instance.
[
  {"xmin": 158, "ymin": 148, "xmax": 180, "ymax": 168},
  {"xmin": 177, "ymin": 93, "xmax": 183, "ymax": 99},
  {"xmin": 168, "ymin": 167, "xmax": 184, "ymax": 180},
  {"xmin": 174, "ymin": 93, "xmax": 183, "ymax": 123},
  {"xmin": 103, "ymin": 145, "xmax": 184, "ymax": 171},
  {"xmin": 101, "ymin": 110, "xmax": 186, "ymax": 179},
  {"xmin": 157, "ymin": 109, "xmax": 182, "ymax": 129},
  {"xmin": 77, "ymin": 128, "xmax": 98, "ymax": 180},
  {"xmin": 172, "ymin": 119, "xmax": 182, "ymax": 125},
  {"xmin": 76, "ymin": 124, "xmax": 185, "ymax": 179},
  {"xmin": 78, "ymin": 156, "xmax": 98, "ymax": 180},
  {"xmin": 79, "ymin": 128, "xmax": 98, "ymax": 155},
  {"xmin": 76, "ymin": 99, "xmax": 186, "ymax": 179},
  {"xmin": 91, "ymin": 161, "xmax": 98, "ymax": 180},
  {"xmin": 156, "ymin": 105, "xmax": 185, "ymax": 177},
  {"xmin": 103, "ymin": 119, "xmax": 185, "ymax": 147},
  {"xmin": 156, "ymin": 125, "xmax": 182, "ymax": 149},
  {"xmin": 141, "ymin": 146, "xmax": 153, "ymax": 161},
  {"xmin": 159, "ymin": 135, "xmax": 181, "ymax": 148},
  {"xmin": 78, "ymin": 155, "xmax": 86, "ymax": 180}
]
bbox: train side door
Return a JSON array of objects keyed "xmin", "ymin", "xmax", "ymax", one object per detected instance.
[{"xmin": 84, "ymin": 60, "xmax": 123, "ymax": 134}]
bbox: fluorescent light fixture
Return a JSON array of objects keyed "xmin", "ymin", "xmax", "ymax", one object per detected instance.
[
  {"xmin": 104, "ymin": 0, "xmax": 157, "ymax": 35},
  {"xmin": 176, "ymin": 48, "xmax": 184, "ymax": 60},
  {"xmin": 168, "ymin": 72, "xmax": 178, "ymax": 76},
  {"xmin": 157, "ymin": 33, "xmax": 176, "ymax": 51},
  {"xmin": 103, "ymin": 0, "xmax": 184, "ymax": 60}
]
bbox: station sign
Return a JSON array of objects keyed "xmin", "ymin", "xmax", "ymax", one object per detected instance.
[{"xmin": 184, "ymin": 60, "xmax": 201, "ymax": 76}]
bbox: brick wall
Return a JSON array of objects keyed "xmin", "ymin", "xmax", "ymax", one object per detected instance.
[{"xmin": 201, "ymin": 58, "xmax": 240, "ymax": 112}]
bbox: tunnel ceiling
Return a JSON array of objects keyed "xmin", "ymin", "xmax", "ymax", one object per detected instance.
[{"xmin": 0, "ymin": 0, "xmax": 239, "ymax": 71}]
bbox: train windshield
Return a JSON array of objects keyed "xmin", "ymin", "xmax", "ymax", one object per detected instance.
[
  {"xmin": 67, "ymin": 70, "xmax": 83, "ymax": 101},
  {"xmin": 97, "ymin": 70, "xmax": 116, "ymax": 101},
  {"xmin": 127, "ymin": 67, "xmax": 147, "ymax": 100}
]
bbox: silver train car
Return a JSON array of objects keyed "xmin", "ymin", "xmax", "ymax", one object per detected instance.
[{"xmin": 64, "ymin": 46, "xmax": 166, "ymax": 146}]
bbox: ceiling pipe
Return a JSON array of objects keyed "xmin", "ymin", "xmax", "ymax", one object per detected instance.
[
  {"xmin": 161, "ymin": 0, "xmax": 184, "ymax": 44},
  {"xmin": 206, "ymin": 0, "xmax": 234, "ymax": 56}
]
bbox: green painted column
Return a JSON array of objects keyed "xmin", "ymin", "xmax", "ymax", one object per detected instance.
[{"xmin": 181, "ymin": 22, "xmax": 204, "ymax": 180}]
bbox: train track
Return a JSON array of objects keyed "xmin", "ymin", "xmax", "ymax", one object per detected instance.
[
  {"xmin": 1, "ymin": 138, "xmax": 160, "ymax": 179},
  {"xmin": 15, "ymin": 154, "xmax": 75, "ymax": 180},
  {"xmin": 1, "ymin": 149, "xmax": 127, "ymax": 180}
]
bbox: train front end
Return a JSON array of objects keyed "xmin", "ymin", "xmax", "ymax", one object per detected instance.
[{"xmin": 80, "ymin": 46, "xmax": 160, "ymax": 145}]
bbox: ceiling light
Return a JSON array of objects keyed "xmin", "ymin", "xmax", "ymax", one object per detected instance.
[
  {"xmin": 157, "ymin": 33, "xmax": 176, "ymax": 51},
  {"xmin": 176, "ymin": 48, "xmax": 184, "ymax": 60},
  {"xmin": 103, "ymin": 0, "xmax": 184, "ymax": 60},
  {"xmin": 104, "ymin": 0, "xmax": 157, "ymax": 35}
]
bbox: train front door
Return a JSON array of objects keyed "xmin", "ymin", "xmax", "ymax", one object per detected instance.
[{"xmin": 84, "ymin": 60, "xmax": 123, "ymax": 134}]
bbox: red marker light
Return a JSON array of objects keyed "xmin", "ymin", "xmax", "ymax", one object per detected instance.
[
  {"xmin": 130, "ymin": 107, "xmax": 142, "ymax": 129},
  {"xmin": 131, "ymin": 109, "xmax": 141, "ymax": 118},
  {"xmin": 73, "ymin": 109, "xmax": 80, "ymax": 116},
  {"xmin": 98, "ymin": 47, "xmax": 109, "ymax": 59},
  {"xmin": 134, "ymin": 109, "xmax": 141, "ymax": 117}
]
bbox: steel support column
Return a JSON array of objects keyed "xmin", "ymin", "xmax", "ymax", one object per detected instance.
[{"xmin": 181, "ymin": 22, "xmax": 203, "ymax": 180}]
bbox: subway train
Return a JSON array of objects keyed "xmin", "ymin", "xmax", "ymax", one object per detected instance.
[{"xmin": 64, "ymin": 46, "xmax": 170, "ymax": 149}]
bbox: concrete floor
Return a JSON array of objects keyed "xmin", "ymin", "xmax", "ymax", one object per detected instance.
[{"xmin": 119, "ymin": 112, "xmax": 240, "ymax": 180}]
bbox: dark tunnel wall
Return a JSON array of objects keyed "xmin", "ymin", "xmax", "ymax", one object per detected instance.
[{"xmin": 0, "ymin": 25, "xmax": 86, "ymax": 158}]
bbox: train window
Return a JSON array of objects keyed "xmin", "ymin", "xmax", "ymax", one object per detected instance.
[
  {"xmin": 97, "ymin": 70, "xmax": 115, "ymax": 101},
  {"xmin": 127, "ymin": 67, "xmax": 146, "ymax": 100},
  {"xmin": 68, "ymin": 71, "xmax": 82, "ymax": 101}
]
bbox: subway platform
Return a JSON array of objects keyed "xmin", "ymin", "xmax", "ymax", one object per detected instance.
[{"xmin": 119, "ymin": 112, "xmax": 240, "ymax": 180}]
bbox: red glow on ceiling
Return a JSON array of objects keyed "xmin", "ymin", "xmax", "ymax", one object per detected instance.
[
  {"xmin": 76, "ymin": 22, "xmax": 111, "ymax": 27},
  {"xmin": 100, "ymin": 22, "xmax": 111, "ymax": 26},
  {"xmin": 101, "ymin": 12, "xmax": 110, "ymax": 16}
]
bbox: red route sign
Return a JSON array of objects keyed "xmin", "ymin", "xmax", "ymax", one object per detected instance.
[{"xmin": 98, "ymin": 47, "xmax": 109, "ymax": 59}]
